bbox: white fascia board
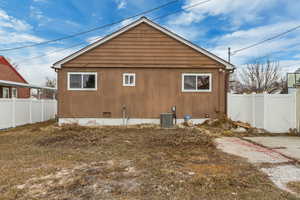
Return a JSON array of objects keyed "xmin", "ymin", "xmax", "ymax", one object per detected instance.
[{"xmin": 53, "ymin": 17, "xmax": 234, "ymax": 69}]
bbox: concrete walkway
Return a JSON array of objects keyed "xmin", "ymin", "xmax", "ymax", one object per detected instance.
[
  {"xmin": 245, "ymin": 136, "xmax": 300, "ymax": 161},
  {"xmin": 215, "ymin": 137, "xmax": 291, "ymax": 163},
  {"xmin": 215, "ymin": 137, "xmax": 300, "ymax": 196}
]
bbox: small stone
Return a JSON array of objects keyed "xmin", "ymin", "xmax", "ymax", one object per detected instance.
[{"xmin": 232, "ymin": 127, "xmax": 247, "ymax": 133}]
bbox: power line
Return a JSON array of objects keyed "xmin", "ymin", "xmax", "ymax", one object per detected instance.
[
  {"xmin": 17, "ymin": 0, "xmax": 213, "ymax": 64},
  {"xmin": 232, "ymin": 24, "xmax": 300, "ymax": 55},
  {"xmin": 152, "ymin": 0, "xmax": 212, "ymax": 20},
  {"xmin": 0, "ymin": 0, "xmax": 180, "ymax": 52},
  {"xmin": 17, "ymin": 36, "xmax": 100, "ymax": 63}
]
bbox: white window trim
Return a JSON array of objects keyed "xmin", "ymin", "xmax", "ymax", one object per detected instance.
[
  {"xmin": 2, "ymin": 87, "xmax": 10, "ymax": 98},
  {"xmin": 12, "ymin": 88, "xmax": 18, "ymax": 98},
  {"xmin": 67, "ymin": 72, "xmax": 98, "ymax": 91},
  {"xmin": 182, "ymin": 73, "xmax": 212, "ymax": 92},
  {"xmin": 123, "ymin": 73, "xmax": 136, "ymax": 87}
]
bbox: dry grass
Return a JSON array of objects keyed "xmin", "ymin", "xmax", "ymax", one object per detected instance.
[
  {"xmin": 288, "ymin": 181, "xmax": 300, "ymax": 194},
  {"xmin": 0, "ymin": 121, "xmax": 298, "ymax": 200}
]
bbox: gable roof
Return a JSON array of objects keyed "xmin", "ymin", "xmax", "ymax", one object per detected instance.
[
  {"xmin": 0, "ymin": 56, "xmax": 28, "ymax": 83},
  {"xmin": 53, "ymin": 17, "xmax": 234, "ymax": 69}
]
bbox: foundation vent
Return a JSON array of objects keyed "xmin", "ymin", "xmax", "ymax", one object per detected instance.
[{"xmin": 103, "ymin": 112, "xmax": 112, "ymax": 118}]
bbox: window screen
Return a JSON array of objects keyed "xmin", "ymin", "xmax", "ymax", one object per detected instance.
[
  {"xmin": 68, "ymin": 73, "xmax": 96, "ymax": 90},
  {"xmin": 183, "ymin": 74, "xmax": 212, "ymax": 92}
]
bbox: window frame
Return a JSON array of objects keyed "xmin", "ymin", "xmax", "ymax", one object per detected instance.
[
  {"xmin": 67, "ymin": 72, "xmax": 97, "ymax": 91},
  {"xmin": 182, "ymin": 73, "xmax": 212, "ymax": 92},
  {"xmin": 11, "ymin": 88, "xmax": 18, "ymax": 98},
  {"xmin": 2, "ymin": 87, "xmax": 10, "ymax": 98},
  {"xmin": 123, "ymin": 73, "xmax": 136, "ymax": 87}
]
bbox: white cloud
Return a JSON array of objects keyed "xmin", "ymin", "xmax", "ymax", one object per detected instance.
[
  {"xmin": 33, "ymin": 0, "xmax": 48, "ymax": 3},
  {"xmin": 165, "ymin": 24, "xmax": 204, "ymax": 41},
  {"xmin": 169, "ymin": 0, "xmax": 278, "ymax": 27},
  {"xmin": 212, "ymin": 21, "xmax": 299, "ymax": 57},
  {"xmin": 115, "ymin": 0, "xmax": 127, "ymax": 9},
  {"xmin": 64, "ymin": 20, "xmax": 81, "ymax": 27},
  {"xmin": 29, "ymin": 6, "xmax": 53, "ymax": 27},
  {"xmin": 13, "ymin": 46, "xmax": 81, "ymax": 85},
  {"xmin": 207, "ymin": 20, "xmax": 300, "ymax": 73},
  {"xmin": 0, "ymin": 9, "xmax": 45, "ymax": 46},
  {"xmin": 120, "ymin": 18, "xmax": 136, "ymax": 27},
  {"xmin": 0, "ymin": 9, "xmax": 54, "ymax": 85},
  {"xmin": 85, "ymin": 36, "xmax": 103, "ymax": 44},
  {"xmin": 0, "ymin": 9, "xmax": 32, "ymax": 31},
  {"xmin": 0, "ymin": 31, "xmax": 44, "ymax": 44},
  {"xmin": 30, "ymin": 6, "xmax": 44, "ymax": 20}
]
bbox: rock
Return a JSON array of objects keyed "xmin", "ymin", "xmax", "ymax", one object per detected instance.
[
  {"xmin": 256, "ymin": 128, "xmax": 267, "ymax": 134},
  {"xmin": 223, "ymin": 130, "xmax": 234, "ymax": 135},
  {"xmin": 206, "ymin": 119, "xmax": 219, "ymax": 126},
  {"xmin": 177, "ymin": 123, "xmax": 186, "ymax": 129},
  {"xmin": 187, "ymin": 120, "xmax": 194, "ymax": 127},
  {"xmin": 251, "ymin": 128, "xmax": 267, "ymax": 134},
  {"xmin": 221, "ymin": 122, "xmax": 232, "ymax": 130},
  {"xmin": 232, "ymin": 127, "xmax": 247, "ymax": 133},
  {"xmin": 182, "ymin": 120, "xmax": 194, "ymax": 127},
  {"xmin": 188, "ymin": 172, "xmax": 195, "ymax": 176}
]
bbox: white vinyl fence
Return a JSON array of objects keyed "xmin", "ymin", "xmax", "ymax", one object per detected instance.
[
  {"xmin": 228, "ymin": 93, "xmax": 298, "ymax": 133},
  {"xmin": 0, "ymin": 99, "xmax": 57, "ymax": 129}
]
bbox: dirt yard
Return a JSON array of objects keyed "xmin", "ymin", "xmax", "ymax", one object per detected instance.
[{"xmin": 0, "ymin": 121, "xmax": 298, "ymax": 200}]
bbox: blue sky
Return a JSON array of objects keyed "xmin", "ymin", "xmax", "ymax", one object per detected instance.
[{"xmin": 0, "ymin": 0, "xmax": 300, "ymax": 84}]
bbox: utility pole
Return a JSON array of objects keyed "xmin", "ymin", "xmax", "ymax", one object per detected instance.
[{"xmin": 228, "ymin": 47, "xmax": 231, "ymax": 63}]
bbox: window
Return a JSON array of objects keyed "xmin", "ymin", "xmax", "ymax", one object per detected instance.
[
  {"xmin": 182, "ymin": 73, "xmax": 212, "ymax": 92},
  {"xmin": 2, "ymin": 87, "xmax": 9, "ymax": 98},
  {"xmin": 288, "ymin": 73, "xmax": 300, "ymax": 88},
  {"xmin": 68, "ymin": 72, "xmax": 97, "ymax": 90},
  {"xmin": 12, "ymin": 88, "xmax": 18, "ymax": 98},
  {"xmin": 123, "ymin": 73, "xmax": 135, "ymax": 86}
]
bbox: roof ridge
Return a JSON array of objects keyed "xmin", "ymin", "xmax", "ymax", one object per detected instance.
[{"xmin": 53, "ymin": 17, "xmax": 234, "ymax": 69}]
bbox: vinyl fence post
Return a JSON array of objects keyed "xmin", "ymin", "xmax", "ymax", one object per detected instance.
[
  {"xmin": 53, "ymin": 100, "xmax": 56, "ymax": 119},
  {"xmin": 294, "ymin": 92, "xmax": 298, "ymax": 132},
  {"xmin": 29, "ymin": 98, "xmax": 32, "ymax": 124},
  {"xmin": 227, "ymin": 93, "xmax": 230, "ymax": 118},
  {"xmin": 263, "ymin": 92, "xmax": 267, "ymax": 131},
  {"xmin": 252, "ymin": 93, "xmax": 256, "ymax": 127},
  {"xmin": 12, "ymin": 98, "xmax": 16, "ymax": 128},
  {"xmin": 41, "ymin": 99, "xmax": 44, "ymax": 122}
]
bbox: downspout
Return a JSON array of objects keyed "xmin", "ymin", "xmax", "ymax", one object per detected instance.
[{"xmin": 225, "ymin": 67, "xmax": 235, "ymax": 115}]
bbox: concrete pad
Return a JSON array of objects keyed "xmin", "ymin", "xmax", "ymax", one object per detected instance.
[
  {"xmin": 261, "ymin": 165, "xmax": 300, "ymax": 195},
  {"xmin": 215, "ymin": 137, "xmax": 291, "ymax": 164},
  {"xmin": 216, "ymin": 137, "xmax": 300, "ymax": 196},
  {"xmin": 245, "ymin": 137, "xmax": 300, "ymax": 161}
]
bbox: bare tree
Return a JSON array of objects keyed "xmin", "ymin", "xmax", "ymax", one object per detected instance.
[
  {"xmin": 43, "ymin": 77, "xmax": 56, "ymax": 99},
  {"xmin": 45, "ymin": 77, "xmax": 56, "ymax": 88},
  {"xmin": 236, "ymin": 60, "xmax": 284, "ymax": 94}
]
